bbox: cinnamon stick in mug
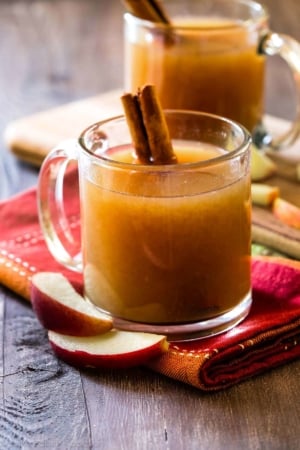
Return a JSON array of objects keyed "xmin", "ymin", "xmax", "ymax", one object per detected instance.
[
  {"xmin": 121, "ymin": 85, "xmax": 177, "ymax": 164},
  {"xmin": 122, "ymin": 0, "xmax": 170, "ymax": 24}
]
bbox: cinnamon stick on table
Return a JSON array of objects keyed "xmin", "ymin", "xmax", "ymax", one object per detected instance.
[{"xmin": 121, "ymin": 85, "xmax": 177, "ymax": 165}]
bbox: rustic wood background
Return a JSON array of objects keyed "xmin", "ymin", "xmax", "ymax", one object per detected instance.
[{"xmin": 0, "ymin": 1, "xmax": 299, "ymax": 449}]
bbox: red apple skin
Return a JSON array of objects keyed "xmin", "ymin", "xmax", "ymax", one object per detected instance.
[
  {"xmin": 48, "ymin": 330, "xmax": 169, "ymax": 369},
  {"xmin": 272, "ymin": 198, "xmax": 300, "ymax": 230},
  {"xmin": 30, "ymin": 275, "xmax": 112, "ymax": 337}
]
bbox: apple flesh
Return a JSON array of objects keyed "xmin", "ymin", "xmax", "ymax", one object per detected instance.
[
  {"xmin": 251, "ymin": 145, "xmax": 277, "ymax": 181},
  {"xmin": 30, "ymin": 272, "xmax": 113, "ymax": 336},
  {"xmin": 48, "ymin": 330, "xmax": 169, "ymax": 369},
  {"xmin": 251, "ymin": 183, "xmax": 280, "ymax": 206},
  {"xmin": 272, "ymin": 198, "xmax": 300, "ymax": 229}
]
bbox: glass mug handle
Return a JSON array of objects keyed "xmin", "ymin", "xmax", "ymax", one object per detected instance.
[
  {"xmin": 37, "ymin": 139, "xmax": 82, "ymax": 273},
  {"xmin": 255, "ymin": 32, "xmax": 300, "ymax": 150}
]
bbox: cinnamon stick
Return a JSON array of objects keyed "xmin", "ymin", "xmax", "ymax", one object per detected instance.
[
  {"xmin": 121, "ymin": 93, "xmax": 152, "ymax": 164},
  {"xmin": 138, "ymin": 85, "xmax": 177, "ymax": 164},
  {"xmin": 122, "ymin": 0, "xmax": 170, "ymax": 24},
  {"xmin": 121, "ymin": 85, "xmax": 177, "ymax": 165}
]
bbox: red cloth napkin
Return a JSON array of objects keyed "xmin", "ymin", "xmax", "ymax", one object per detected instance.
[{"xmin": 0, "ymin": 186, "xmax": 300, "ymax": 391}]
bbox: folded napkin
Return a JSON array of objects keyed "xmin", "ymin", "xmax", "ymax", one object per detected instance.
[{"xmin": 0, "ymin": 187, "xmax": 300, "ymax": 391}]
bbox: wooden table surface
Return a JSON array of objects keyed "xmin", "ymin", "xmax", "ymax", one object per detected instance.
[{"xmin": 0, "ymin": 1, "xmax": 300, "ymax": 449}]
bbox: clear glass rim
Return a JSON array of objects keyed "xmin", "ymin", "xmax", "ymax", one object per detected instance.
[
  {"xmin": 124, "ymin": 0, "xmax": 268, "ymax": 31},
  {"xmin": 79, "ymin": 110, "xmax": 252, "ymax": 172}
]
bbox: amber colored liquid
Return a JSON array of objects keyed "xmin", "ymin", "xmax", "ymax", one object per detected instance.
[
  {"xmin": 125, "ymin": 17, "xmax": 265, "ymax": 132},
  {"xmin": 82, "ymin": 144, "xmax": 251, "ymax": 324}
]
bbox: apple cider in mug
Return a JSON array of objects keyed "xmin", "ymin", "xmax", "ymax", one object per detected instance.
[
  {"xmin": 81, "ymin": 143, "xmax": 251, "ymax": 324},
  {"xmin": 38, "ymin": 110, "xmax": 252, "ymax": 339},
  {"xmin": 125, "ymin": 17, "xmax": 265, "ymax": 133}
]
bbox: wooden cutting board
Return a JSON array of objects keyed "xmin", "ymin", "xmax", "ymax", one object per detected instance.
[
  {"xmin": 3, "ymin": 89, "xmax": 300, "ymax": 258},
  {"xmin": 4, "ymin": 89, "xmax": 124, "ymax": 166}
]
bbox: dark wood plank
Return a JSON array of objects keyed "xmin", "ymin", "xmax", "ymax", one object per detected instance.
[
  {"xmin": 0, "ymin": 291, "xmax": 92, "ymax": 449},
  {"xmin": 81, "ymin": 362, "xmax": 300, "ymax": 450}
]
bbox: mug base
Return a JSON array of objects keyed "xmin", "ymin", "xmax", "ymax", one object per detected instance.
[{"xmin": 93, "ymin": 293, "xmax": 252, "ymax": 342}]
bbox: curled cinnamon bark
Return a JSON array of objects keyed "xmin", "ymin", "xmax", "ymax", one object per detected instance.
[
  {"xmin": 121, "ymin": 93, "xmax": 152, "ymax": 164},
  {"xmin": 121, "ymin": 85, "xmax": 177, "ymax": 164}
]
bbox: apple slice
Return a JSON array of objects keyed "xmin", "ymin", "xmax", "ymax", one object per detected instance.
[
  {"xmin": 251, "ymin": 183, "xmax": 280, "ymax": 206},
  {"xmin": 272, "ymin": 198, "xmax": 300, "ymax": 229},
  {"xmin": 30, "ymin": 272, "xmax": 112, "ymax": 336},
  {"xmin": 251, "ymin": 144, "xmax": 277, "ymax": 181},
  {"xmin": 48, "ymin": 329, "xmax": 169, "ymax": 369}
]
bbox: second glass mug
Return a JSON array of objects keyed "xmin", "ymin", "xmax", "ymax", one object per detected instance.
[
  {"xmin": 124, "ymin": 0, "xmax": 300, "ymax": 150},
  {"xmin": 37, "ymin": 111, "xmax": 252, "ymax": 341}
]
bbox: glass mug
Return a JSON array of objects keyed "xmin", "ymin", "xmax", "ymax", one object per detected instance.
[
  {"xmin": 124, "ymin": 0, "xmax": 300, "ymax": 150},
  {"xmin": 37, "ymin": 111, "xmax": 252, "ymax": 341}
]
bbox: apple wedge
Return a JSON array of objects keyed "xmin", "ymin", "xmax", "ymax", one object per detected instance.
[
  {"xmin": 272, "ymin": 198, "xmax": 300, "ymax": 229},
  {"xmin": 251, "ymin": 144, "xmax": 277, "ymax": 181},
  {"xmin": 30, "ymin": 272, "xmax": 112, "ymax": 336},
  {"xmin": 251, "ymin": 183, "xmax": 280, "ymax": 206},
  {"xmin": 48, "ymin": 330, "xmax": 169, "ymax": 369}
]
